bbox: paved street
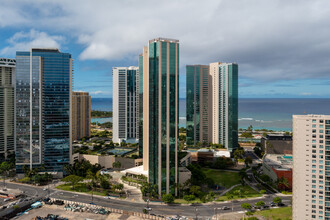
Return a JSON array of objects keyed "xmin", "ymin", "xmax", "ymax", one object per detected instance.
[{"xmin": 0, "ymin": 181, "xmax": 291, "ymax": 219}]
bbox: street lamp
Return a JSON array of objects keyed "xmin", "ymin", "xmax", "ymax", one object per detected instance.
[
  {"xmin": 214, "ymin": 208, "xmax": 220, "ymax": 220},
  {"xmin": 195, "ymin": 207, "xmax": 198, "ymax": 220}
]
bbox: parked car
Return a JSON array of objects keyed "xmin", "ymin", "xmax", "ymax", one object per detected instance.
[
  {"xmin": 278, "ymin": 202, "xmax": 285, "ymax": 207},
  {"xmin": 144, "ymin": 207, "xmax": 152, "ymax": 211},
  {"xmin": 222, "ymin": 206, "xmax": 230, "ymax": 210},
  {"xmin": 263, "ymin": 205, "xmax": 270, "ymax": 209},
  {"xmin": 270, "ymin": 202, "xmax": 276, "ymax": 207}
]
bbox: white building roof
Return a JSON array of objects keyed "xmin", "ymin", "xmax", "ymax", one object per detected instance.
[{"xmin": 121, "ymin": 165, "xmax": 148, "ymax": 177}]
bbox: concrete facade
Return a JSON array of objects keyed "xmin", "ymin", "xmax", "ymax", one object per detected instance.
[
  {"xmin": 293, "ymin": 115, "xmax": 330, "ymax": 220},
  {"xmin": 74, "ymin": 153, "xmax": 143, "ymax": 169},
  {"xmin": 112, "ymin": 67, "xmax": 139, "ymax": 144},
  {"xmin": 0, "ymin": 58, "xmax": 15, "ymax": 161},
  {"xmin": 72, "ymin": 92, "xmax": 91, "ymax": 140}
]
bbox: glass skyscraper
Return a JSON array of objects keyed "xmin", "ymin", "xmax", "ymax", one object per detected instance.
[
  {"xmin": 0, "ymin": 58, "xmax": 16, "ymax": 162},
  {"xmin": 16, "ymin": 48, "xmax": 73, "ymax": 177},
  {"xmin": 141, "ymin": 38, "xmax": 179, "ymax": 196},
  {"xmin": 210, "ymin": 62, "xmax": 238, "ymax": 151},
  {"xmin": 112, "ymin": 66, "xmax": 139, "ymax": 144},
  {"xmin": 186, "ymin": 65, "xmax": 210, "ymax": 146}
]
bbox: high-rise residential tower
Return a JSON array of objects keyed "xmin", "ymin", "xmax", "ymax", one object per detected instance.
[
  {"xmin": 16, "ymin": 48, "xmax": 73, "ymax": 177},
  {"xmin": 0, "ymin": 58, "xmax": 16, "ymax": 161},
  {"xmin": 209, "ymin": 62, "xmax": 238, "ymax": 151},
  {"xmin": 112, "ymin": 66, "xmax": 139, "ymax": 144},
  {"xmin": 293, "ymin": 115, "xmax": 330, "ymax": 220},
  {"xmin": 72, "ymin": 91, "xmax": 91, "ymax": 140},
  {"xmin": 141, "ymin": 38, "xmax": 179, "ymax": 196},
  {"xmin": 186, "ymin": 65, "xmax": 210, "ymax": 146}
]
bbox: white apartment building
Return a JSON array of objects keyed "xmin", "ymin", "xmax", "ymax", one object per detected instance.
[
  {"xmin": 0, "ymin": 58, "xmax": 16, "ymax": 161},
  {"xmin": 209, "ymin": 62, "xmax": 238, "ymax": 151},
  {"xmin": 293, "ymin": 115, "xmax": 330, "ymax": 220},
  {"xmin": 112, "ymin": 66, "xmax": 139, "ymax": 144}
]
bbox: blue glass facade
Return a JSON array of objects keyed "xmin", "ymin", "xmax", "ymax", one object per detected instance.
[{"xmin": 16, "ymin": 49, "xmax": 72, "ymax": 175}]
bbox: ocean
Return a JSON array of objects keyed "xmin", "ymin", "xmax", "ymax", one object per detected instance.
[{"xmin": 91, "ymin": 98, "xmax": 330, "ymax": 131}]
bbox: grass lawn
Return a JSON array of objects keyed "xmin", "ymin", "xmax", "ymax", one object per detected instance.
[
  {"xmin": 255, "ymin": 207, "xmax": 292, "ymax": 220},
  {"xmin": 174, "ymin": 198, "xmax": 202, "ymax": 204},
  {"xmin": 56, "ymin": 183, "xmax": 107, "ymax": 196},
  {"xmin": 202, "ymin": 168, "xmax": 241, "ymax": 188},
  {"xmin": 216, "ymin": 185, "xmax": 262, "ymax": 201}
]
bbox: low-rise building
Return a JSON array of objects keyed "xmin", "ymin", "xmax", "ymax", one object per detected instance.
[
  {"xmin": 73, "ymin": 153, "xmax": 143, "ymax": 169},
  {"xmin": 261, "ymin": 134, "xmax": 292, "ymax": 154},
  {"xmin": 262, "ymin": 154, "xmax": 292, "ymax": 189}
]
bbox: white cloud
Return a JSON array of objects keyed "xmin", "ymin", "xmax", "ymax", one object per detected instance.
[
  {"xmin": 300, "ymin": 92, "xmax": 313, "ymax": 96},
  {"xmin": 89, "ymin": 90, "xmax": 110, "ymax": 95},
  {"xmin": 0, "ymin": 29, "xmax": 64, "ymax": 56},
  {"xmin": 1, "ymin": 0, "xmax": 330, "ymax": 82}
]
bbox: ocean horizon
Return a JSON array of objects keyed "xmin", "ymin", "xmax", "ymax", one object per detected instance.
[{"xmin": 92, "ymin": 98, "xmax": 330, "ymax": 131}]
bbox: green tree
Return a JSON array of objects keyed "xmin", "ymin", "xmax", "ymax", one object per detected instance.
[
  {"xmin": 189, "ymin": 185, "xmax": 202, "ymax": 197},
  {"xmin": 241, "ymin": 132, "xmax": 253, "ymax": 138},
  {"xmin": 244, "ymin": 156, "xmax": 253, "ymax": 166},
  {"xmin": 113, "ymin": 161, "xmax": 122, "ymax": 169},
  {"xmin": 273, "ymin": 197, "xmax": 282, "ymax": 204},
  {"xmin": 183, "ymin": 194, "xmax": 196, "ymax": 202},
  {"xmin": 0, "ymin": 162, "xmax": 12, "ymax": 189},
  {"xmin": 259, "ymin": 190, "xmax": 266, "ymax": 194},
  {"xmin": 162, "ymin": 193, "xmax": 174, "ymax": 204},
  {"xmin": 62, "ymin": 175, "xmax": 84, "ymax": 189},
  {"xmin": 255, "ymin": 201, "xmax": 265, "ymax": 208},
  {"xmin": 241, "ymin": 203, "xmax": 252, "ymax": 211},
  {"xmin": 277, "ymin": 177, "xmax": 290, "ymax": 190}
]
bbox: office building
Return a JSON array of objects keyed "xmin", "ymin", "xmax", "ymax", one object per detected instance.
[
  {"xmin": 186, "ymin": 65, "xmax": 210, "ymax": 146},
  {"xmin": 209, "ymin": 62, "xmax": 238, "ymax": 151},
  {"xmin": 0, "ymin": 58, "xmax": 16, "ymax": 161},
  {"xmin": 261, "ymin": 134, "xmax": 292, "ymax": 154},
  {"xmin": 292, "ymin": 115, "xmax": 330, "ymax": 220},
  {"xmin": 16, "ymin": 48, "xmax": 73, "ymax": 177},
  {"xmin": 72, "ymin": 91, "xmax": 91, "ymax": 140},
  {"xmin": 112, "ymin": 66, "xmax": 139, "ymax": 144},
  {"xmin": 141, "ymin": 38, "xmax": 179, "ymax": 196}
]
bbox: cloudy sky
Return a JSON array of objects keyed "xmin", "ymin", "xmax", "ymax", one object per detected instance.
[{"xmin": 1, "ymin": 0, "xmax": 330, "ymax": 98}]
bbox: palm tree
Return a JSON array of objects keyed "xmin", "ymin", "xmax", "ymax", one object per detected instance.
[{"xmin": 277, "ymin": 177, "xmax": 290, "ymax": 190}]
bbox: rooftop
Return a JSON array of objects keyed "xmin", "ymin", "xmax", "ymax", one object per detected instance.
[
  {"xmin": 149, "ymin": 37, "xmax": 179, "ymax": 43},
  {"xmin": 0, "ymin": 58, "xmax": 16, "ymax": 67},
  {"xmin": 263, "ymin": 154, "xmax": 293, "ymax": 170},
  {"xmin": 121, "ymin": 165, "xmax": 148, "ymax": 177}
]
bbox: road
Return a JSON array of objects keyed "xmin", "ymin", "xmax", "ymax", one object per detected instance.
[{"xmin": 0, "ymin": 181, "xmax": 291, "ymax": 219}]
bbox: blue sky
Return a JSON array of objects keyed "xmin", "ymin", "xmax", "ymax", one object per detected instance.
[{"xmin": 1, "ymin": 0, "xmax": 330, "ymax": 98}]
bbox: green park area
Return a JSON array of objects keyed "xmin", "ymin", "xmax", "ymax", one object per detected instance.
[
  {"xmin": 217, "ymin": 185, "xmax": 262, "ymax": 201},
  {"xmin": 56, "ymin": 183, "xmax": 107, "ymax": 196},
  {"xmin": 202, "ymin": 168, "xmax": 241, "ymax": 188},
  {"xmin": 255, "ymin": 207, "xmax": 292, "ymax": 220}
]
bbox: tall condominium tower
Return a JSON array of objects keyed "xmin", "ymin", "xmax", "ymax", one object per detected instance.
[
  {"xmin": 138, "ymin": 50, "xmax": 147, "ymax": 157},
  {"xmin": 0, "ymin": 58, "xmax": 16, "ymax": 161},
  {"xmin": 293, "ymin": 115, "xmax": 330, "ymax": 220},
  {"xmin": 72, "ymin": 91, "xmax": 91, "ymax": 140},
  {"xmin": 112, "ymin": 66, "xmax": 139, "ymax": 144},
  {"xmin": 186, "ymin": 65, "xmax": 210, "ymax": 146},
  {"xmin": 141, "ymin": 38, "xmax": 179, "ymax": 196},
  {"xmin": 16, "ymin": 48, "xmax": 73, "ymax": 177},
  {"xmin": 209, "ymin": 62, "xmax": 238, "ymax": 151}
]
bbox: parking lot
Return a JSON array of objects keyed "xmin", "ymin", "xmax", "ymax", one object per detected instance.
[{"xmin": 15, "ymin": 204, "xmax": 148, "ymax": 220}]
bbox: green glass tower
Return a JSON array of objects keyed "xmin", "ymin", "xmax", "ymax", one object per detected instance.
[
  {"xmin": 186, "ymin": 65, "xmax": 210, "ymax": 146},
  {"xmin": 142, "ymin": 38, "xmax": 179, "ymax": 196}
]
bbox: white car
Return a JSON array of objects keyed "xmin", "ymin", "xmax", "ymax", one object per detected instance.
[{"xmin": 144, "ymin": 207, "xmax": 152, "ymax": 211}]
